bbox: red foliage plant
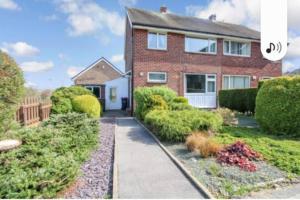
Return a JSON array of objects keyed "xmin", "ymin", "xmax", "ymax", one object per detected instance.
[{"xmin": 217, "ymin": 141, "xmax": 261, "ymax": 172}]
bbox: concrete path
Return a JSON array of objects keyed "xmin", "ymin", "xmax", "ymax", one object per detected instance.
[
  {"xmin": 115, "ymin": 118, "xmax": 205, "ymax": 199},
  {"xmin": 246, "ymin": 183, "xmax": 300, "ymax": 199}
]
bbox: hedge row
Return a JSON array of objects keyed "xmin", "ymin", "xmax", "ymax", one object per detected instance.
[
  {"xmin": 0, "ymin": 113, "xmax": 99, "ymax": 198},
  {"xmin": 219, "ymin": 88, "xmax": 258, "ymax": 113}
]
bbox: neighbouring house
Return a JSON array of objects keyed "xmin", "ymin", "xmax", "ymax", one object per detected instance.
[
  {"xmin": 72, "ymin": 57, "xmax": 129, "ymax": 110},
  {"xmin": 125, "ymin": 7, "xmax": 282, "ymax": 110}
]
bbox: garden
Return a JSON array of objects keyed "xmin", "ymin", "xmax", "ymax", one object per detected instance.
[
  {"xmin": 134, "ymin": 77, "xmax": 300, "ymax": 198},
  {"xmin": 0, "ymin": 51, "xmax": 110, "ymax": 198}
]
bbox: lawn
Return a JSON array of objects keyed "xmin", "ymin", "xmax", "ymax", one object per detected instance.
[{"xmin": 215, "ymin": 126, "xmax": 300, "ymax": 175}]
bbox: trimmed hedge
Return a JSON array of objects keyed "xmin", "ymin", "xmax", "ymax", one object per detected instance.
[
  {"xmin": 0, "ymin": 51, "xmax": 25, "ymax": 134},
  {"xmin": 51, "ymin": 86, "xmax": 92, "ymax": 114},
  {"xmin": 72, "ymin": 95, "xmax": 101, "ymax": 118},
  {"xmin": 0, "ymin": 113, "xmax": 99, "ymax": 198},
  {"xmin": 144, "ymin": 109, "xmax": 223, "ymax": 142},
  {"xmin": 134, "ymin": 86, "xmax": 177, "ymax": 119},
  {"xmin": 255, "ymin": 76, "xmax": 300, "ymax": 136},
  {"xmin": 219, "ymin": 88, "xmax": 258, "ymax": 113}
]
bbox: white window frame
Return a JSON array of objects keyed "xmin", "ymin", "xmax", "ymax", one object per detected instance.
[
  {"xmin": 222, "ymin": 75, "xmax": 251, "ymax": 90},
  {"xmin": 85, "ymin": 85, "xmax": 101, "ymax": 98},
  {"xmin": 147, "ymin": 32, "xmax": 167, "ymax": 50},
  {"xmin": 184, "ymin": 73, "xmax": 216, "ymax": 94},
  {"xmin": 184, "ymin": 36, "xmax": 217, "ymax": 54},
  {"xmin": 223, "ymin": 40, "xmax": 251, "ymax": 57},
  {"xmin": 147, "ymin": 72, "xmax": 167, "ymax": 83}
]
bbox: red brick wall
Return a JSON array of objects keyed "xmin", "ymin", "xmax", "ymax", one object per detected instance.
[
  {"xmin": 129, "ymin": 29, "xmax": 282, "ymax": 94},
  {"xmin": 125, "ymin": 18, "xmax": 133, "ymax": 73}
]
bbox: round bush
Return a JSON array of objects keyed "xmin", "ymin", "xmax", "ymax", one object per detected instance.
[
  {"xmin": 0, "ymin": 51, "xmax": 25, "ymax": 134},
  {"xmin": 134, "ymin": 86, "xmax": 177, "ymax": 119},
  {"xmin": 51, "ymin": 86, "xmax": 92, "ymax": 114},
  {"xmin": 72, "ymin": 95, "xmax": 101, "ymax": 118},
  {"xmin": 255, "ymin": 76, "xmax": 300, "ymax": 136}
]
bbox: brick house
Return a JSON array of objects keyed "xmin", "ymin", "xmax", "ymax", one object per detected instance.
[
  {"xmin": 125, "ymin": 7, "xmax": 282, "ymax": 110},
  {"xmin": 72, "ymin": 57, "xmax": 129, "ymax": 110}
]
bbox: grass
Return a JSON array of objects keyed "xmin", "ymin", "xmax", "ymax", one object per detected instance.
[{"xmin": 215, "ymin": 126, "xmax": 300, "ymax": 175}]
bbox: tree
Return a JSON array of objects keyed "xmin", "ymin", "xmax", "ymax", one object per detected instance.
[{"xmin": 0, "ymin": 51, "xmax": 25, "ymax": 134}]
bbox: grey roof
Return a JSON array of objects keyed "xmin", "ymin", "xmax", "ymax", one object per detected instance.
[{"xmin": 127, "ymin": 8, "xmax": 260, "ymax": 40}]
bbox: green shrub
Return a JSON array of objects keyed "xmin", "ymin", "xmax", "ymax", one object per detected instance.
[
  {"xmin": 173, "ymin": 96, "xmax": 189, "ymax": 104},
  {"xmin": 134, "ymin": 86, "xmax": 177, "ymax": 119},
  {"xmin": 219, "ymin": 88, "xmax": 258, "ymax": 113},
  {"xmin": 0, "ymin": 51, "xmax": 25, "ymax": 134},
  {"xmin": 214, "ymin": 108, "xmax": 237, "ymax": 126},
  {"xmin": 72, "ymin": 95, "xmax": 101, "ymax": 118},
  {"xmin": 169, "ymin": 96, "xmax": 193, "ymax": 110},
  {"xmin": 144, "ymin": 109, "xmax": 223, "ymax": 142},
  {"xmin": 51, "ymin": 86, "xmax": 92, "ymax": 114},
  {"xmin": 255, "ymin": 76, "xmax": 300, "ymax": 136},
  {"xmin": 169, "ymin": 102, "xmax": 193, "ymax": 110},
  {"xmin": 0, "ymin": 113, "xmax": 99, "ymax": 198}
]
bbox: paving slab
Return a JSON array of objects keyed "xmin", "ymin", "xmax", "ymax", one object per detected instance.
[{"xmin": 115, "ymin": 118, "xmax": 205, "ymax": 199}]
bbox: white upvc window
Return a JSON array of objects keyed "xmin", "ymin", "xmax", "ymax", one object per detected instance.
[
  {"xmin": 147, "ymin": 72, "xmax": 167, "ymax": 83},
  {"xmin": 85, "ymin": 86, "xmax": 101, "ymax": 98},
  {"xmin": 147, "ymin": 32, "xmax": 167, "ymax": 50},
  {"xmin": 223, "ymin": 40, "xmax": 251, "ymax": 57},
  {"xmin": 185, "ymin": 74, "xmax": 216, "ymax": 93},
  {"xmin": 222, "ymin": 75, "xmax": 251, "ymax": 89},
  {"xmin": 185, "ymin": 37, "xmax": 217, "ymax": 54}
]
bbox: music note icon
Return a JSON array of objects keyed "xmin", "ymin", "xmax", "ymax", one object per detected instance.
[
  {"xmin": 266, "ymin": 42, "xmax": 282, "ymax": 54},
  {"xmin": 266, "ymin": 43, "xmax": 275, "ymax": 53}
]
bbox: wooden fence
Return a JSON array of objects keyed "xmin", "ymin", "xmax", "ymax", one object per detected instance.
[{"xmin": 16, "ymin": 97, "xmax": 52, "ymax": 126}]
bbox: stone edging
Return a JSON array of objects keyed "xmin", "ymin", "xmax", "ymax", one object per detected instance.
[
  {"xmin": 112, "ymin": 118, "xmax": 119, "ymax": 199},
  {"xmin": 134, "ymin": 118, "xmax": 215, "ymax": 199}
]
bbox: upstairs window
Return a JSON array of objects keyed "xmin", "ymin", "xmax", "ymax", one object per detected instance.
[
  {"xmin": 148, "ymin": 32, "xmax": 167, "ymax": 50},
  {"xmin": 223, "ymin": 40, "xmax": 251, "ymax": 56},
  {"xmin": 185, "ymin": 37, "xmax": 216, "ymax": 53}
]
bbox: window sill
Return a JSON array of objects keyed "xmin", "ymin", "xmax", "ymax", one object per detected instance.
[
  {"xmin": 147, "ymin": 81, "xmax": 167, "ymax": 84},
  {"xmin": 185, "ymin": 51, "xmax": 217, "ymax": 55},
  {"xmin": 147, "ymin": 48, "xmax": 167, "ymax": 51},
  {"xmin": 223, "ymin": 53, "xmax": 251, "ymax": 58}
]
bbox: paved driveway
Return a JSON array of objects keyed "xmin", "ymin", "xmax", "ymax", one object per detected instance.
[{"xmin": 115, "ymin": 118, "xmax": 206, "ymax": 199}]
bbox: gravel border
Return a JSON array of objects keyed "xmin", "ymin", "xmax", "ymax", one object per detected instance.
[{"xmin": 63, "ymin": 118, "xmax": 115, "ymax": 198}]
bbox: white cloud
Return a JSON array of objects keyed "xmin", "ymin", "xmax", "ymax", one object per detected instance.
[
  {"xmin": 286, "ymin": 35, "xmax": 300, "ymax": 58},
  {"xmin": 67, "ymin": 66, "xmax": 83, "ymax": 77},
  {"xmin": 111, "ymin": 54, "xmax": 123, "ymax": 63},
  {"xmin": 1, "ymin": 42, "xmax": 40, "ymax": 56},
  {"xmin": 0, "ymin": 0, "xmax": 20, "ymax": 10},
  {"xmin": 21, "ymin": 61, "xmax": 54, "ymax": 72},
  {"xmin": 118, "ymin": 0, "xmax": 137, "ymax": 7},
  {"xmin": 282, "ymin": 61, "xmax": 298, "ymax": 73},
  {"xmin": 43, "ymin": 14, "xmax": 59, "ymax": 21},
  {"xmin": 25, "ymin": 81, "xmax": 37, "ymax": 88},
  {"xmin": 56, "ymin": 0, "xmax": 125, "ymax": 36}
]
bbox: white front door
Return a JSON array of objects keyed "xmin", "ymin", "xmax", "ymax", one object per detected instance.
[{"xmin": 184, "ymin": 74, "xmax": 217, "ymax": 108}]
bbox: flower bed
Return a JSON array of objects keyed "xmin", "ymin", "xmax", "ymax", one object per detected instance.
[{"xmin": 164, "ymin": 142, "xmax": 286, "ymax": 198}]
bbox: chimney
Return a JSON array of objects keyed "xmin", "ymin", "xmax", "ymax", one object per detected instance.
[
  {"xmin": 209, "ymin": 14, "xmax": 216, "ymax": 21},
  {"xmin": 160, "ymin": 6, "xmax": 167, "ymax": 13}
]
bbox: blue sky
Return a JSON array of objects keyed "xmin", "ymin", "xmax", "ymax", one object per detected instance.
[{"xmin": 1, "ymin": 0, "xmax": 300, "ymax": 90}]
